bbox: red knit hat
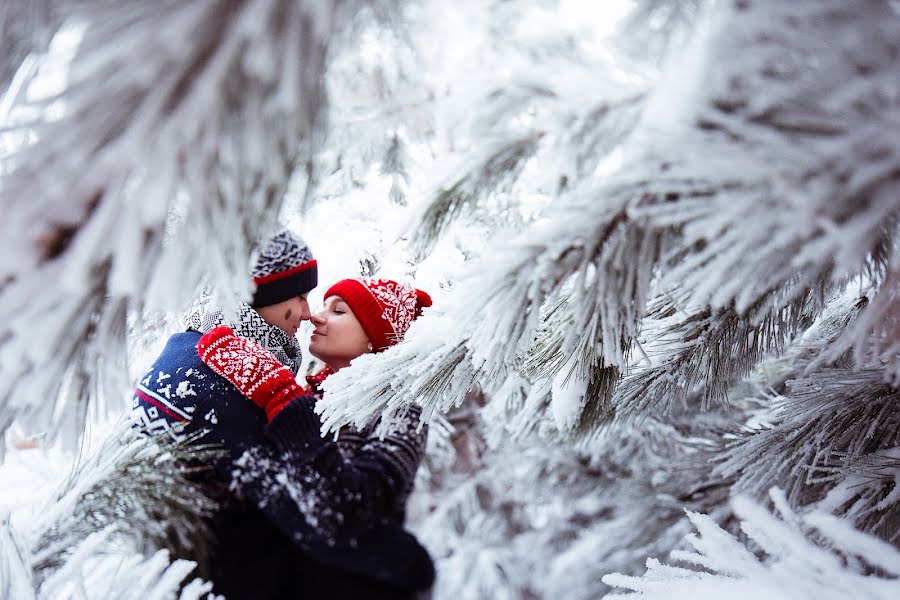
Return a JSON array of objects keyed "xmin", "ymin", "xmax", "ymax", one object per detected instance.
[{"xmin": 324, "ymin": 278, "xmax": 432, "ymax": 351}]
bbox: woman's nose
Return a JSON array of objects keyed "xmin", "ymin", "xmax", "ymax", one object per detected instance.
[{"xmin": 310, "ymin": 312, "xmax": 326, "ymax": 325}]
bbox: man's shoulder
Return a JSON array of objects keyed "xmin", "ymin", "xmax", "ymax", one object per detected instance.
[
  {"xmin": 138, "ymin": 331, "xmax": 215, "ymax": 391},
  {"xmin": 154, "ymin": 330, "xmax": 204, "ymax": 365},
  {"xmin": 132, "ymin": 331, "xmax": 226, "ymax": 433},
  {"xmin": 131, "ymin": 330, "xmax": 265, "ymax": 442}
]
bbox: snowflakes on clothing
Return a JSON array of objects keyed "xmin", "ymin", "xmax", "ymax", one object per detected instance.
[
  {"xmin": 130, "ymin": 332, "xmax": 434, "ymax": 595},
  {"xmin": 259, "ymin": 394, "xmax": 428, "ymax": 539},
  {"xmin": 304, "ymin": 366, "xmax": 426, "ymax": 507},
  {"xmin": 131, "ymin": 361, "xmax": 204, "ymax": 441}
]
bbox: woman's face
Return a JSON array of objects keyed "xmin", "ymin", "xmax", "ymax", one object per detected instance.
[{"xmin": 308, "ymin": 296, "xmax": 371, "ymax": 370}]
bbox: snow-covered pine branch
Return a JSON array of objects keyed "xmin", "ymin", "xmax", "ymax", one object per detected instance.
[
  {"xmin": 610, "ymin": 0, "xmax": 700, "ymax": 65},
  {"xmin": 612, "ymin": 0, "xmax": 900, "ymax": 424},
  {"xmin": 1, "ymin": 422, "xmax": 221, "ymax": 599},
  {"xmin": 2, "ymin": 524, "xmax": 218, "ymax": 600},
  {"xmin": 691, "ymin": 285, "xmax": 900, "ymax": 545},
  {"xmin": 318, "ymin": 176, "xmax": 719, "ymax": 433},
  {"xmin": 311, "ymin": 5, "xmax": 427, "ymax": 206},
  {"xmin": 409, "ymin": 131, "xmax": 542, "ymax": 260},
  {"xmin": 389, "ymin": 1, "xmax": 656, "ymax": 260},
  {"xmin": 519, "ymin": 295, "xmax": 621, "ymax": 433},
  {"xmin": 317, "ymin": 186, "xmax": 659, "ymax": 433},
  {"xmin": 602, "ymin": 492, "xmax": 900, "ymax": 599},
  {"xmin": 0, "ymin": 0, "xmax": 61, "ymax": 102},
  {"xmin": 317, "ymin": 316, "xmax": 481, "ymax": 433},
  {"xmin": 319, "ymin": 0, "xmax": 900, "ymax": 438},
  {"xmin": 824, "ymin": 255, "xmax": 900, "ymax": 385},
  {"xmin": 0, "ymin": 0, "xmax": 366, "ymax": 447},
  {"xmin": 313, "ymin": 3, "xmax": 900, "ymax": 597},
  {"xmin": 409, "ymin": 396, "xmax": 750, "ymax": 600},
  {"xmin": 412, "ymin": 442, "xmax": 688, "ymax": 599},
  {"xmin": 612, "ymin": 289, "xmax": 820, "ymax": 419},
  {"xmin": 714, "ymin": 369, "xmax": 900, "ymax": 542}
]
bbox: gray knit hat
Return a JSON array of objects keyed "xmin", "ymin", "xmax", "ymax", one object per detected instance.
[{"xmin": 250, "ymin": 230, "xmax": 318, "ymax": 307}]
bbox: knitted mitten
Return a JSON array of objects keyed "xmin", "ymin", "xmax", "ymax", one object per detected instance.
[{"xmin": 197, "ymin": 326, "xmax": 303, "ymax": 421}]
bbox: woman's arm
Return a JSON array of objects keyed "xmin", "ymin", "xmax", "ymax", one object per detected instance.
[
  {"xmin": 264, "ymin": 396, "xmax": 427, "ymax": 539},
  {"xmin": 197, "ymin": 325, "xmax": 427, "ymax": 540},
  {"xmin": 189, "ymin": 381, "xmax": 433, "ymax": 589}
]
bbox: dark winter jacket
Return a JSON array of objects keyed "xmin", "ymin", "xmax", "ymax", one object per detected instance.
[{"xmin": 131, "ymin": 330, "xmax": 434, "ymax": 599}]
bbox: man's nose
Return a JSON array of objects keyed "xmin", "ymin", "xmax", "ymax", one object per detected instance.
[{"xmin": 298, "ymin": 298, "xmax": 313, "ymax": 321}]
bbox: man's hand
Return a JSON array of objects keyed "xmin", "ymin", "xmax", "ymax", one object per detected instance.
[{"xmin": 197, "ymin": 326, "xmax": 303, "ymax": 421}]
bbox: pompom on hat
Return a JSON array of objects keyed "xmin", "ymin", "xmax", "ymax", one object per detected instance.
[
  {"xmin": 251, "ymin": 230, "xmax": 318, "ymax": 308},
  {"xmin": 324, "ymin": 278, "xmax": 432, "ymax": 351}
]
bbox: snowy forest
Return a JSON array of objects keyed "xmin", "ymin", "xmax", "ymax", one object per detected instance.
[{"xmin": 1, "ymin": 0, "xmax": 899, "ymax": 598}]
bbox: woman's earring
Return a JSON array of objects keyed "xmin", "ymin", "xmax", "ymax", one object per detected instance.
[{"xmin": 367, "ymin": 342, "xmax": 374, "ymax": 352}]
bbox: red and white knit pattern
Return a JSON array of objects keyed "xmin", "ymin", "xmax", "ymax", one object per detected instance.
[
  {"xmin": 361, "ymin": 279, "xmax": 418, "ymax": 342},
  {"xmin": 198, "ymin": 328, "xmax": 294, "ymax": 399}
]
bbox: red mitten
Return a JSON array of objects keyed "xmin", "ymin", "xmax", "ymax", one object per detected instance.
[{"xmin": 197, "ymin": 326, "xmax": 302, "ymax": 421}]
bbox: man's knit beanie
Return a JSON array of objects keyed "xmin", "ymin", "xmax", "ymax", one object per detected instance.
[
  {"xmin": 250, "ymin": 230, "xmax": 318, "ymax": 308},
  {"xmin": 324, "ymin": 278, "xmax": 432, "ymax": 351}
]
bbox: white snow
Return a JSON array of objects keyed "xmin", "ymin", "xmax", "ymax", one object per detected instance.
[
  {"xmin": 175, "ymin": 380, "xmax": 196, "ymax": 399},
  {"xmin": 2, "ymin": 1, "xmax": 899, "ymax": 599},
  {"xmin": 549, "ymin": 361, "xmax": 587, "ymax": 432}
]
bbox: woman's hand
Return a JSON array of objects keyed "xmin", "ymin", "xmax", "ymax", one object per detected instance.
[{"xmin": 197, "ymin": 326, "xmax": 303, "ymax": 421}]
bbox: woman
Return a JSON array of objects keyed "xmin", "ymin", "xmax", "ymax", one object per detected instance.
[{"xmin": 196, "ymin": 277, "xmax": 434, "ymax": 599}]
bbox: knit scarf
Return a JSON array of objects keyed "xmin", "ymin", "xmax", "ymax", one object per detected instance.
[
  {"xmin": 304, "ymin": 366, "xmax": 334, "ymax": 399},
  {"xmin": 182, "ymin": 291, "xmax": 304, "ymax": 374}
]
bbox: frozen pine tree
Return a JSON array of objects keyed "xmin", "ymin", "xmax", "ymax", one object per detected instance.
[
  {"xmin": 1, "ymin": 0, "xmax": 899, "ymax": 598},
  {"xmin": 0, "ymin": 0, "xmax": 367, "ymax": 451},
  {"xmin": 603, "ymin": 492, "xmax": 900, "ymax": 600},
  {"xmin": 1, "ymin": 423, "xmax": 221, "ymax": 599},
  {"xmin": 315, "ymin": 0, "xmax": 900, "ymax": 597}
]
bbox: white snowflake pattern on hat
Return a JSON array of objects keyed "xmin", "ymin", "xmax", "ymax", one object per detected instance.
[{"xmin": 361, "ymin": 279, "xmax": 418, "ymax": 341}]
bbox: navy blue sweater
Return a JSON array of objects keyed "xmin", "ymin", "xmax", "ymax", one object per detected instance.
[{"xmin": 131, "ymin": 331, "xmax": 434, "ymax": 598}]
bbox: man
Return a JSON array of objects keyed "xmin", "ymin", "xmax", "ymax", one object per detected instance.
[
  {"xmin": 132, "ymin": 228, "xmax": 317, "ymax": 441},
  {"xmin": 131, "ymin": 230, "xmax": 432, "ymax": 599}
]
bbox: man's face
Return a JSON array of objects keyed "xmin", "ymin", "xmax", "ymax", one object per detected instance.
[{"xmin": 256, "ymin": 293, "xmax": 312, "ymax": 336}]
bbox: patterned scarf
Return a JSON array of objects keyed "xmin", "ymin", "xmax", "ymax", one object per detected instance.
[
  {"xmin": 182, "ymin": 291, "xmax": 304, "ymax": 374},
  {"xmin": 304, "ymin": 366, "xmax": 334, "ymax": 399}
]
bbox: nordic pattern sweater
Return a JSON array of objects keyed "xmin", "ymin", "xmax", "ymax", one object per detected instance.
[{"xmin": 130, "ymin": 331, "xmax": 434, "ymax": 596}]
